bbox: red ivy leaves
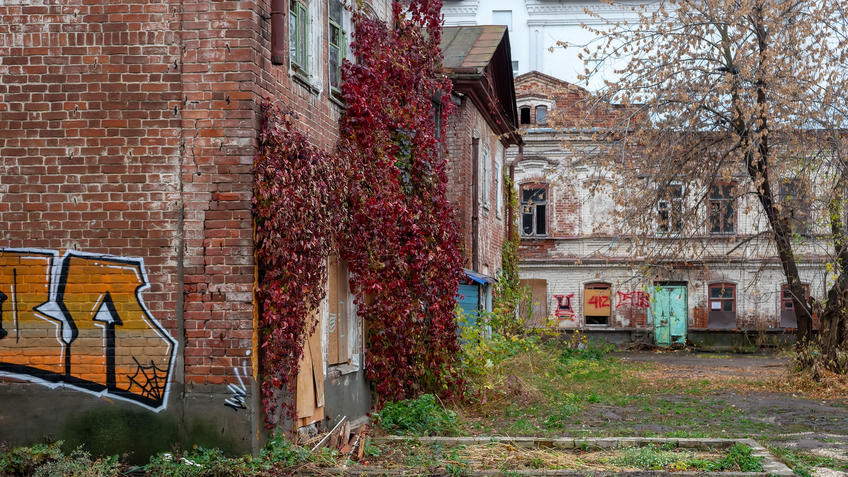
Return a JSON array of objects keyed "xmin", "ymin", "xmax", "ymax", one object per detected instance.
[
  {"xmin": 338, "ymin": 0, "xmax": 465, "ymax": 403},
  {"xmin": 253, "ymin": 104, "xmax": 343, "ymax": 426},
  {"xmin": 253, "ymin": 0, "xmax": 464, "ymax": 427}
]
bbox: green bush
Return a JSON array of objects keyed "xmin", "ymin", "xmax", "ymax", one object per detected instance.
[
  {"xmin": 0, "ymin": 442, "xmax": 63, "ymax": 476},
  {"xmin": 374, "ymin": 394, "xmax": 460, "ymax": 436}
]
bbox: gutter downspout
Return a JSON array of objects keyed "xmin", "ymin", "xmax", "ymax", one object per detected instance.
[
  {"xmin": 508, "ymin": 142, "xmax": 524, "ymax": 241},
  {"xmin": 471, "ymin": 133, "xmax": 480, "ymax": 273},
  {"xmin": 271, "ymin": 0, "xmax": 285, "ymax": 65}
]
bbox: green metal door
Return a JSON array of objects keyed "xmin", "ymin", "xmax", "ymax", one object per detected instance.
[{"xmin": 651, "ymin": 285, "xmax": 687, "ymax": 346}]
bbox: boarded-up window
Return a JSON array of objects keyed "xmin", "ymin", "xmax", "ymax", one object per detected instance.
[
  {"xmin": 519, "ymin": 279, "xmax": 547, "ymax": 327},
  {"xmin": 328, "ymin": 256, "xmax": 350, "ymax": 365},
  {"xmin": 584, "ymin": 283, "xmax": 611, "ymax": 325},
  {"xmin": 296, "ymin": 308, "xmax": 324, "ymax": 427}
]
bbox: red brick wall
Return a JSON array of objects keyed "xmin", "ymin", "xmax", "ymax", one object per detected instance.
[
  {"xmin": 0, "ymin": 0, "xmax": 351, "ymax": 419},
  {"xmin": 444, "ymin": 98, "xmax": 508, "ymax": 276},
  {"xmin": 0, "ymin": 1, "xmax": 186, "ymax": 410}
]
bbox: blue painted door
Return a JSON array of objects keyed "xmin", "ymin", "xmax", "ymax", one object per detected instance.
[{"xmin": 457, "ymin": 284, "xmax": 480, "ymax": 328}]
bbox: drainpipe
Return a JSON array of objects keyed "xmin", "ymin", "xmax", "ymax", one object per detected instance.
[
  {"xmin": 508, "ymin": 142, "xmax": 524, "ymax": 241},
  {"xmin": 271, "ymin": 0, "xmax": 285, "ymax": 65},
  {"xmin": 471, "ymin": 133, "xmax": 480, "ymax": 273}
]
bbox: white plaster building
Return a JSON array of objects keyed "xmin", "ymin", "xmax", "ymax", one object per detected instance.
[{"xmin": 442, "ymin": 0, "xmax": 644, "ymax": 90}]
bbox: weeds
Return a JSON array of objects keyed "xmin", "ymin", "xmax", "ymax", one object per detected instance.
[
  {"xmin": 374, "ymin": 394, "xmax": 461, "ymax": 436},
  {"xmin": 33, "ymin": 449, "xmax": 120, "ymax": 477},
  {"xmin": 769, "ymin": 445, "xmax": 848, "ymax": 477},
  {"xmin": 0, "ymin": 442, "xmax": 63, "ymax": 476}
]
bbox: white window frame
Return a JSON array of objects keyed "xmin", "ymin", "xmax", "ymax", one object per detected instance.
[
  {"xmin": 657, "ymin": 182, "xmax": 684, "ymax": 235},
  {"xmin": 289, "ymin": 0, "xmax": 324, "ymax": 93},
  {"xmin": 495, "ymin": 149, "xmax": 503, "ymax": 218},
  {"xmin": 481, "ymin": 143, "xmax": 490, "ymax": 208}
]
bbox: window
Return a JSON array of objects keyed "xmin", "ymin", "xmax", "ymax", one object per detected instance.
[
  {"xmin": 535, "ymin": 105, "xmax": 547, "ymax": 125},
  {"xmin": 481, "ymin": 144, "xmax": 490, "ymax": 207},
  {"xmin": 709, "ymin": 184, "xmax": 736, "ymax": 234},
  {"xmin": 492, "ymin": 10, "xmax": 512, "ymax": 31},
  {"xmin": 779, "ymin": 178, "xmax": 811, "ymax": 235},
  {"xmin": 584, "ymin": 283, "xmax": 612, "ymax": 325},
  {"xmin": 290, "ymin": 0, "xmax": 309, "ymax": 73},
  {"xmin": 780, "ymin": 283, "xmax": 810, "ymax": 328},
  {"xmin": 519, "ymin": 107, "xmax": 531, "ymax": 125},
  {"xmin": 708, "ymin": 283, "xmax": 736, "ymax": 329},
  {"xmin": 511, "ymin": 60, "xmax": 519, "ymax": 75},
  {"xmin": 521, "ymin": 186, "xmax": 547, "ymax": 236},
  {"xmin": 328, "ymin": 0, "xmax": 345, "ymax": 93},
  {"xmin": 658, "ymin": 184, "xmax": 683, "ymax": 234},
  {"xmin": 495, "ymin": 155, "xmax": 503, "ymax": 218}
]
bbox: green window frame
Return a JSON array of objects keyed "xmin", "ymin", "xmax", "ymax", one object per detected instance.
[
  {"xmin": 328, "ymin": 0, "xmax": 345, "ymax": 93},
  {"xmin": 290, "ymin": 0, "xmax": 309, "ymax": 73}
]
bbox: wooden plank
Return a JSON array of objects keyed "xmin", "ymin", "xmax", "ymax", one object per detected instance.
[{"xmin": 311, "ymin": 416, "xmax": 347, "ymax": 453}]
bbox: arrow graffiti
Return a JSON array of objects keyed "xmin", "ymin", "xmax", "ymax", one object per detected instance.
[{"xmin": 0, "ymin": 248, "xmax": 177, "ymax": 411}]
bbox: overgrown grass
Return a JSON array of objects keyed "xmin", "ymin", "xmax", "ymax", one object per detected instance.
[
  {"xmin": 374, "ymin": 394, "xmax": 461, "ymax": 436},
  {"xmin": 610, "ymin": 443, "xmax": 762, "ymax": 472}
]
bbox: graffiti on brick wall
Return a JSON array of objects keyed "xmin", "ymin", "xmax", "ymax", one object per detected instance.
[
  {"xmin": 0, "ymin": 248, "xmax": 177, "ymax": 411},
  {"xmin": 616, "ymin": 291, "xmax": 651, "ymax": 309},
  {"xmin": 553, "ymin": 294, "xmax": 575, "ymax": 321},
  {"xmin": 224, "ymin": 362, "xmax": 248, "ymax": 411}
]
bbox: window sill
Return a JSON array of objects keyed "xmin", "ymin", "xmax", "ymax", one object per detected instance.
[
  {"xmin": 327, "ymin": 362, "xmax": 359, "ymax": 378},
  {"xmin": 329, "ymin": 90, "xmax": 346, "ymax": 109},
  {"xmin": 291, "ymin": 70, "xmax": 321, "ymax": 96}
]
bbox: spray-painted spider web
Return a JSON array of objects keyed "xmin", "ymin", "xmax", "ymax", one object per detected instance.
[{"xmin": 126, "ymin": 357, "xmax": 168, "ymax": 403}]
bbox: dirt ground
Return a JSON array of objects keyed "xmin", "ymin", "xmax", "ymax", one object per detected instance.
[{"xmin": 607, "ymin": 350, "xmax": 848, "ymax": 475}]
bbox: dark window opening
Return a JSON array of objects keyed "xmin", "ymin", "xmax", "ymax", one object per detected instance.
[
  {"xmin": 519, "ymin": 107, "xmax": 531, "ymax": 125},
  {"xmin": 521, "ymin": 187, "xmax": 547, "ymax": 237},
  {"xmin": 658, "ymin": 184, "xmax": 683, "ymax": 234},
  {"xmin": 709, "ymin": 184, "xmax": 736, "ymax": 234},
  {"xmin": 779, "ymin": 178, "xmax": 811, "ymax": 236}
]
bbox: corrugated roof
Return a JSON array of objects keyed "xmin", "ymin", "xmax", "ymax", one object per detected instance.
[{"xmin": 441, "ymin": 25, "xmax": 508, "ymax": 73}]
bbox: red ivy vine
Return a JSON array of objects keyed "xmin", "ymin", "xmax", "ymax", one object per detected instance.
[
  {"xmin": 253, "ymin": 0, "xmax": 464, "ymax": 426},
  {"xmin": 253, "ymin": 104, "xmax": 342, "ymax": 425},
  {"xmin": 338, "ymin": 0, "xmax": 464, "ymax": 403}
]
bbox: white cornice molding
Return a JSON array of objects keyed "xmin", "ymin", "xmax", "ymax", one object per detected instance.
[
  {"xmin": 442, "ymin": 0, "xmax": 479, "ymax": 18},
  {"xmin": 526, "ymin": 0, "xmax": 657, "ymax": 16}
]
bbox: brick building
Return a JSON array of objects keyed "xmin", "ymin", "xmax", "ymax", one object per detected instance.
[
  {"xmin": 441, "ymin": 25, "xmax": 521, "ymax": 319},
  {"xmin": 0, "ymin": 0, "xmax": 391, "ymax": 455},
  {"xmin": 510, "ymin": 72, "xmax": 825, "ymax": 345}
]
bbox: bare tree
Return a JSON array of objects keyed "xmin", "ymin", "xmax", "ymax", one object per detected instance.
[{"xmin": 576, "ymin": 0, "xmax": 848, "ymax": 370}]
